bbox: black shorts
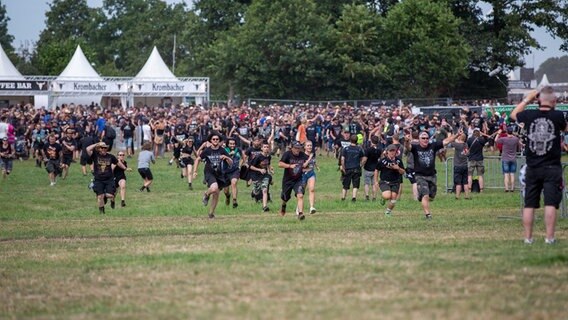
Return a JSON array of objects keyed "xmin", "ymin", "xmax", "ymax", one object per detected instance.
[
  {"xmin": 179, "ymin": 157, "xmax": 194, "ymax": 167},
  {"xmin": 114, "ymin": 175, "xmax": 126, "ymax": 188},
  {"xmin": 416, "ymin": 175, "xmax": 437, "ymax": 201},
  {"xmin": 379, "ymin": 181, "xmax": 400, "ymax": 193},
  {"xmin": 281, "ymin": 179, "xmax": 305, "ymax": 202},
  {"xmin": 45, "ymin": 159, "xmax": 61, "ymax": 174},
  {"xmin": 204, "ymin": 171, "xmax": 230, "ymax": 189},
  {"xmin": 342, "ymin": 168, "xmax": 361, "ymax": 190},
  {"xmin": 524, "ymin": 165, "xmax": 563, "ymax": 209},
  {"xmin": 227, "ymin": 170, "xmax": 240, "ymax": 181},
  {"xmin": 80, "ymin": 153, "xmax": 93, "ymax": 166},
  {"xmin": 138, "ymin": 168, "xmax": 153, "ymax": 180},
  {"xmin": 93, "ymin": 178, "xmax": 116, "ymax": 196},
  {"xmin": 61, "ymin": 155, "xmax": 73, "ymax": 166},
  {"xmin": 453, "ymin": 165, "xmax": 468, "ymax": 187}
]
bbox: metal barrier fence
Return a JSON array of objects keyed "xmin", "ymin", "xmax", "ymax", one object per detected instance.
[{"xmin": 445, "ymin": 155, "xmax": 568, "ymax": 218}]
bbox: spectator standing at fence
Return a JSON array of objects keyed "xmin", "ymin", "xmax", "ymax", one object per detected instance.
[
  {"xmin": 510, "ymin": 86, "xmax": 566, "ymax": 245},
  {"xmin": 466, "ymin": 128, "xmax": 487, "ymax": 193},
  {"xmin": 340, "ymin": 134, "xmax": 366, "ymax": 201},
  {"xmin": 495, "ymin": 127, "xmax": 522, "ymax": 192},
  {"xmin": 452, "ymin": 130, "xmax": 470, "ymax": 200},
  {"xmin": 404, "ymin": 130, "xmax": 457, "ymax": 219}
]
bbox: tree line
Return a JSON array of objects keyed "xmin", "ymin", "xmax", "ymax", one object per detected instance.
[{"xmin": 0, "ymin": 0, "xmax": 567, "ymax": 101}]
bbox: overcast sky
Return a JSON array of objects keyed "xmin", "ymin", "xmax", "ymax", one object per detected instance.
[{"xmin": 5, "ymin": 0, "xmax": 566, "ymax": 75}]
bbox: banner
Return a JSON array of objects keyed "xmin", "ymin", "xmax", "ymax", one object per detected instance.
[
  {"xmin": 0, "ymin": 81, "xmax": 49, "ymax": 91},
  {"xmin": 131, "ymin": 81, "xmax": 207, "ymax": 95},
  {"xmin": 51, "ymin": 81, "xmax": 128, "ymax": 93}
]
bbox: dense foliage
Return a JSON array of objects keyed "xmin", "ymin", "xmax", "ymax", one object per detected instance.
[{"xmin": 1, "ymin": 0, "xmax": 568, "ymax": 100}]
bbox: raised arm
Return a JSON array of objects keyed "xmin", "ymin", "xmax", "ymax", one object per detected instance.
[{"xmin": 510, "ymin": 90, "xmax": 538, "ymax": 121}]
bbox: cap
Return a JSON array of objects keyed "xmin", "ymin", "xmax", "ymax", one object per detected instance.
[
  {"xmin": 291, "ymin": 141, "xmax": 303, "ymax": 148},
  {"xmin": 97, "ymin": 142, "xmax": 109, "ymax": 148},
  {"xmin": 2, "ymin": 137, "xmax": 7, "ymax": 141},
  {"xmin": 386, "ymin": 144, "xmax": 398, "ymax": 152}
]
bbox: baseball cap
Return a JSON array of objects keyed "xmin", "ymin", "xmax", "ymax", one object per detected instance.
[
  {"xmin": 386, "ymin": 144, "xmax": 398, "ymax": 152},
  {"xmin": 291, "ymin": 141, "xmax": 303, "ymax": 148}
]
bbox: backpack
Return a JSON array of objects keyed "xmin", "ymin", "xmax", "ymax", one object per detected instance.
[{"xmin": 105, "ymin": 126, "xmax": 116, "ymax": 140}]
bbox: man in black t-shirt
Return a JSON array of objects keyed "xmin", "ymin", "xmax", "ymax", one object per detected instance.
[
  {"xmin": 363, "ymin": 135, "xmax": 382, "ymax": 201},
  {"xmin": 120, "ymin": 117, "xmax": 136, "ymax": 158},
  {"xmin": 249, "ymin": 142, "xmax": 273, "ymax": 212},
  {"xmin": 86, "ymin": 141, "xmax": 124, "ymax": 214},
  {"xmin": 278, "ymin": 141, "xmax": 309, "ymax": 220},
  {"xmin": 43, "ymin": 134, "xmax": 63, "ymax": 186},
  {"xmin": 466, "ymin": 128, "xmax": 487, "ymax": 193},
  {"xmin": 60, "ymin": 129, "xmax": 77, "ymax": 180},
  {"xmin": 511, "ymin": 86, "xmax": 567, "ymax": 245},
  {"xmin": 404, "ymin": 130, "xmax": 456, "ymax": 219},
  {"xmin": 377, "ymin": 144, "xmax": 405, "ymax": 216},
  {"xmin": 340, "ymin": 135, "xmax": 366, "ymax": 202}
]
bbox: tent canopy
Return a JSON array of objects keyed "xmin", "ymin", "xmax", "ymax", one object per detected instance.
[
  {"xmin": 57, "ymin": 45, "xmax": 102, "ymax": 80},
  {"xmin": 134, "ymin": 46, "xmax": 177, "ymax": 81},
  {"xmin": 0, "ymin": 44, "xmax": 24, "ymax": 80}
]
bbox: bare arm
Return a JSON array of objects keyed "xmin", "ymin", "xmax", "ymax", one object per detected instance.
[{"xmin": 510, "ymin": 90, "xmax": 538, "ymax": 121}]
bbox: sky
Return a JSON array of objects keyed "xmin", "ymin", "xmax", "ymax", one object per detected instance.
[{"xmin": 4, "ymin": 0, "xmax": 567, "ymax": 74}]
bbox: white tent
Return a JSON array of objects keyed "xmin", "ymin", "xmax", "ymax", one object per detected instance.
[
  {"xmin": 52, "ymin": 45, "xmax": 104, "ymax": 108},
  {"xmin": 0, "ymin": 44, "xmax": 24, "ymax": 80},
  {"xmin": 539, "ymin": 74, "xmax": 550, "ymax": 88}
]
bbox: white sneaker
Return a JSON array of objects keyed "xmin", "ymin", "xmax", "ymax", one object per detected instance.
[
  {"xmin": 545, "ymin": 238, "xmax": 556, "ymax": 245},
  {"xmin": 524, "ymin": 238, "xmax": 534, "ymax": 245},
  {"xmin": 310, "ymin": 207, "xmax": 316, "ymax": 214},
  {"xmin": 50, "ymin": 182, "xmax": 56, "ymax": 186}
]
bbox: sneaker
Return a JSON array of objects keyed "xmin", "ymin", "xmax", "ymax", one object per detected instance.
[
  {"xmin": 341, "ymin": 198, "xmax": 345, "ymax": 201},
  {"xmin": 188, "ymin": 183, "xmax": 193, "ymax": 191},
  {"xmin": 351, "ymin": 198, "xmax": 356, "ymax": 202},
  {"xmin": 365, "ymin": 195, "xmax": 370, "ymax": 201},
  {"xmin": 297, "ymin": 212, "xmax": 305, "ymax": 220},
  {"xmin": 180, "ymin": 173, "xmax": 184, "ymax": 179},
  {"xmin": 379, "ymin": 198, "xmax": 386, "ymax": 206},
  {"xmin": 169, "ymin": 159, "xmax": 173, "ymax": 165},
  {"xmin": 280, "ymin": 204, "xmax": 287, "ymax": 216},
  {"xmin": 425, "ymin": 213, "xmax": 432, "ymax": 220},
  {"xmin": 385, "ymin": 210, "xmax": 392, "ymax": 217},
  {"xmin": 99, "ymin": 207, "xmax": 105, "ymax": 214},
  {"xmin": 310, "ymin": 207, "xmax": 316, "ymax": 214},
  {"xmin": 225, "ymin": 194, "xmax": 230, "ymax": 206},
  {"xmin": 233, "ymin": 202, "xmax": 238, "ymax": 209},
  {"xmin": 50, "ymin": 182, "xmax": 56, "ymax": 187},
  {"xmin": 110, "ymin": 200, "xmax": 115, "ymax": 209},
  {"xmin": 121, "ymin": 200, "xmax": 126, "ymax": 207},
  {"xmin": 139, "ymin": 186, "xmax": 145, "ymax": 192},
  {"xmin": 202, "ymin": 192, "xmax": 210, "ymax": 206},
  {"xmin": 545, "ymin": 238, "xmax": 556, "ymax": 245},
  {"xmin": 524, "ymin": 238, "xmax": 534, "ymax": 245},
  {"xmin": 263, "ymin": 206, "xmax": 270, "ymax": 212},
  {"xmin": 208, "ymin": 213, "xmax": 215, "ymax": 219},
  {"xmin": 146, "ymin": 187, "xmax": 151, "ymax": 193}
]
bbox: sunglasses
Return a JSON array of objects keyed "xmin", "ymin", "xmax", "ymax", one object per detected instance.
[
  {"xmin": 211, "ymin": 138, "xmax": 220, "ymax": 141},
  {"xmin": 420, "ymin": 137, "xmax": 429, "ymax": 140},
  {"xmin": 118, "ymin": 154, "xmax": 125, "ymax": 156}
]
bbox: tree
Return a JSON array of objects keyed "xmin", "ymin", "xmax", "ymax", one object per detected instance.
[
  {"xmin": 380, "ymin": 0, "xmax": 471, "ymax": 97},
  {"xmin": 535, "ymin": 55, "xmax": 568, "ymax": 83},
  {"xmin": 332, "ymin": 4, "xmax": 388, "ymax": 98},
  {"xmin": 0, "ymin": 0, "xmax": 13, "ymax": 53}
]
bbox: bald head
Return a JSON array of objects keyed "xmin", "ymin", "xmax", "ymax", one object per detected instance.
[{"xmin": 539, "ymin": 86, "xmax": 557, "ymax": 108}]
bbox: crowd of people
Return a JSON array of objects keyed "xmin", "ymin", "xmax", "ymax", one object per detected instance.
[{"xmin": 0, "ymin": 91, "xmax": 565, "ymax": 242}]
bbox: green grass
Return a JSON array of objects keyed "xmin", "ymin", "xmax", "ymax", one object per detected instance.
[{"xmin": 0, "ymin": 153, "xmax": 567, "ymax": 319}]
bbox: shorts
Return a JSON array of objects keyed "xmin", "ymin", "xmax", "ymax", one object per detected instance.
[
  {"xmin": 0, "ymin": 158, "xmax": 13, "ymax": 172},
  {"xmin": 379, "ymin": 181, "xmax": 400, "ymax": 193},
  {"xmin": 524, "ymin": 165, "xmax": 563, "ymax": 209},
  {"xmin": 179, "ymin": 157, "xmax": 194, "ymax": 167},
  {"xmin": 61, "ymin": 155, "xmax": 73, "ymax": 166},
  {"xmin": 93, "ymin": 178, "xmax": 116, "ymax": 196},
  {"xmin": 453, "ymin": 165, "xmax": 468, "ymax": 187},
  {"xmin": 227, "ymin": 169, "xmax": 240, "ymax": 181},
  {"xmin": 302, "ymin": 170, "xmax": 316, "ymax": 185},
  {"xmin": 204, "ymin": 171, "xmax": 230, "ymax": 189},
  {"xmin": 281, "ymin": 179, "xmax": 305, "ymax": 202},
  {"xmin": 138, "ymin": 168, "xmax": 153, "ymax": 180},
  {"xmin": 342, "ymin": 168, "xmax": 362, "ymax": 190},
  {"xmin": 252, "ymin": 176, "xmax": 271, "ymax": 195},
  {"xmin": 124, "ymin": 137, "xmax": 133, "ymax": 148},
  {"xmin": 501, "ymin": 160, "xmax": 517, "ymax": 174},
  {"xmin": 416, "ymin": 175, "xmax": 437, "ymax": 202},
  {"xmin": 45, "ymin": 159, "xmax": 61, "ymax": 174},
  {"xmin": 468, "ymin": 160, "xmax": 485, "ymax": 176},
  {"xmin": 363, "ymin": 169, "xmax": 375, "ymax": 185},
  {"xmin": 80, "ymin": 153, "xmax": 93, "ymax": 166},
  {"xmin": 114, "ymin": 175, "xmax": 126, "ymax": 188}
]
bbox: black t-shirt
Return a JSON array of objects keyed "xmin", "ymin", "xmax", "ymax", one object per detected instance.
[
  {"xmin": 364, "ymin": 145, "xmax": 383, "ymax": 171},
  {"xmin": 330, "ymin": 124, "xmax": 343, "ymax": 139},
  {"xmin": 44, "ymin": 142, "xmax": 62, "ymax": 160},
  {"xmin": 93, "ymin": 152, "xmax": 118, "ymax": 180},
  {"xmin": 306, "ymin": 125, "xmax": 317, "ymax": 141},
  {"xmin": 280, "ymin": 150, "xmax": 308, "ymax": 182},
  {"xmin": 377, "ymin": 157, "xmax": 405, "ymax": 182},
  {"xmin": 121, "ymin": 123, "xmax": 136, "ymax": 138},
  {"xmin": 341, "ymin": 145, "xmax": 365, "ymax": 170},
  {"xmin": 60, "ymin": 137, "xmax": 77, "ymax": 156},
  {"xmin": 200, "ymin": 146, "xmax": 230, "ymax": 175},
  {"xmin": 409, "ymin": 140, "xmax": 444, "ymax": 176},
  {"xmin": 249, "ymin": 153, "xmax": 271, "ymax": 181},
  {"xmin": 245, "ymin": 146, "xmax": 262, "ymax": 165},
  {"xmin": 0, "ymin": 144, "xmax": 13, "ymax": 160},
  {"xmin": 466, "ymin": 136, "xmax": 486, "ymax": 161},
  {"xmin": 516, "ymin": 109, "xmax": 567, "ymax": 167},
  {"xmin": 114, "ymin": 160, "xmax": 127, "ymax": 181}
]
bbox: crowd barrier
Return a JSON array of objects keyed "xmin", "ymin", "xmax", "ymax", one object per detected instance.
[{"xmin": 445, "ymin": 155, "xmax": 568, "ymax": 218}]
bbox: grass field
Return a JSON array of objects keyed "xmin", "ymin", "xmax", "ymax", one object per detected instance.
[{"xmin": 1, "ymin": 152, "xmax": 567, "ymax": 319}]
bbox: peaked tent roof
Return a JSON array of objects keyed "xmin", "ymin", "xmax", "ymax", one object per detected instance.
[
  {"xmin": 57, "ymin": 45, "xmax": 102, "ymax": 80},
  {"xmin": 134, "ymin": 47, "xmax": 177, "ymax": 81},
  {"xmin": 539, "ymin": 74, "xmax": 550, "ymax": 87},
  {"xmin": 0, "ymin": 44, "xmax": 24, "ymax": 79}
]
